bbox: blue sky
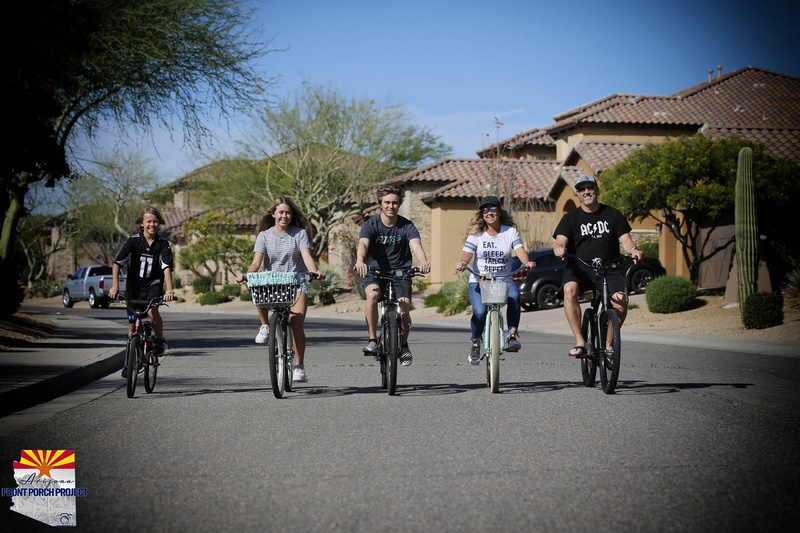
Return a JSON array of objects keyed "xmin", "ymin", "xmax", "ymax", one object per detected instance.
[{"xmin": 90, "ymin": 0, "xmax": 800, "ymax": 181}]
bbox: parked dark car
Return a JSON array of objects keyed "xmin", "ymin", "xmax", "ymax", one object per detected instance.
[{"xmin": 509, "ymin": 248, "xmax": 666, "ymax": 311}]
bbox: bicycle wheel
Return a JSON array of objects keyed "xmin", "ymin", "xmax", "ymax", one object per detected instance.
[
  {"xmin": 599, "ymin": 308, "xmax": 622, "ymax": 394},
  {"xmin": 580, "ymin": 308, "xmax": 597, "ymax": 387},
  {"xmin": 385, "ymin": 310, "xmax": 400, "ymax": 396},
  {"xmin": 379, "ymin": 335, "xmax": 388, "ymax": 390},
  {"xmin": 267, "ymin": 312, "xmax": 287, "ymax": 398},
  {"xmin": 488, "ymin": 309, "xmax": 501, "ymax": 393},
  {"xmin": 144, "ymin": 342, "xmax": 158, "ymax": 393},
  {"xmin": 125, "ymin": 336, "xmax": 140, "ymax": 398}
]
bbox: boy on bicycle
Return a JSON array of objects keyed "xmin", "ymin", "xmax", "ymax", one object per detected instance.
[
  {"xmin": 552, "ymin": 175, "xmax": 642, "ymax": 358},
  {"xmin": 108, "ymin": 206, "xmax": 175, "ymax": 376},
  {"xmin": 354, "ymin": 185, "xmax": 430, "ymax": 366}
]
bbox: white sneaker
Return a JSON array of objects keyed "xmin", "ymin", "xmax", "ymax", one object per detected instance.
[
  {"xmin": 255, "ymin": 325, "xmax": 269, "ymax": 344},
  {"xmin": 292, "ymin": 364, "xmax": 307, "ymax": 383}
]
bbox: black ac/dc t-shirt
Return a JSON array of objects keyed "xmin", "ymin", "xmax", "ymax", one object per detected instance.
[{"xmin": 552, "ymin": 204, "xmax": 632, "ymax": 261}]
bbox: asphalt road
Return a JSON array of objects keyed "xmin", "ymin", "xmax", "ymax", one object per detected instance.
[{"xmin": 1, "ymin": 310, "xmax": 798, "ymax": 532}]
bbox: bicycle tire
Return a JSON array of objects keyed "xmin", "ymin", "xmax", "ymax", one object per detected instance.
[
  {"xmin": 379, "ymin": 339, "xmax": 388, "ymax": 389},
  {"xmin": 125, "ymin": 336, "xmax": 140, "ymax": 398},
  {"xmin": 386, "ymin": 310, "xmax": 400, "ymax": 395},
  {"xmin": 268, "ymin": 312, "xmax": 287, "ymax": 398},
  {"xmin": 580, "ymin": 308, "xmax": 597, "ymax": 387},
  {"xmin": 599, "ymin": 308, "xmax": 622, "ymax": 394},
  {"xmin": 143, "ymin": 342, "xmax": 158, "ymax": 393},
  {"xmin": 488, "ymin": 309, "xmax": 501, "ymax": 393},
  {"xmin": 284, "ymin": 322, "xmax": 294, "ymax": 393}
]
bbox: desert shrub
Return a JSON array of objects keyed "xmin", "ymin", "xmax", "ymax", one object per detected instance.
[
  {"xmin": 423, "ymin": 275, "xmax": 471, "ymax": 315},
  {"xmin": 240, "ymin": 291, "xmax": 252, "ymax": 301},
  {"xmin": 220, "ymin": 283, "xmax": 241, "ymax": 298},
  {"xmin": 742, "ymin": 292, "xmax": 784, "ymax": 329},
  {"xmin": 197, "ymin": 291, "xmax": 230, "ymax": 306},
  {"xmin": 309, "ymin": 271, "xmax": 345, "ymax": 306},
  {"xmin": 645, "ymin": 275, "xmax": 697, "ymax": 314},
  {"xmin": 191, "ymin": 276, "xmax": 213, "ymax": 294},
  {"xmin": 28, "ymin": 278, "xmax": 62, "ymax": 298},
  {"xmin": 783, "ymin": 268, "xmax": 800, "ymax": 309}
]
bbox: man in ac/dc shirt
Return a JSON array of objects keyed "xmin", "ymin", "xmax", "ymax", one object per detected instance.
[{"xmin": 552, "ymin": 175, "xmax": 643, "ymax": 359}]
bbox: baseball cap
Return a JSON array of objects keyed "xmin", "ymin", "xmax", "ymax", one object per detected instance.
[
  {"xmin": 479, "ymin": 196, "xmax": 502, "ymax": 209},
  {"xmin": 574, "ymin": 174, "xmax": 598, "ymax": 189}
]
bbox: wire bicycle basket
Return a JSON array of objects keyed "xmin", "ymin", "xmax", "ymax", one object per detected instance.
[
  {"xmin": 247, "ymin": 271, "xmax": 300, "ymax": 308},
  {"xmin": 479, "ymin": 280, "xmax": 510, "ymax": 305}
]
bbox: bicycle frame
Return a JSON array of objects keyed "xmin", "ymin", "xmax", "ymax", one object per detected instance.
[{"xmin": 369, "ymin": 268, "xmax": 423, "ymax": 396}]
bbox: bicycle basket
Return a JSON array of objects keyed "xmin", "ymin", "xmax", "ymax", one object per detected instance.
[
  {"xmin": 479, "ymin": 280, "xmax": 510, "ymax": 305},
  {"xmin": 247, "ymin": 271, "xmax": 300, "ymax": 308}
]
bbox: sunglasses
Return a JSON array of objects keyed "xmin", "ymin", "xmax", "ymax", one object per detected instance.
[
  {"xmin": 576, "ymin": 185, "xmax": 597, "ymax": 192},
  {"xmin": 481, "ymin": 206, "xmax": 499, "ymax": 214}
]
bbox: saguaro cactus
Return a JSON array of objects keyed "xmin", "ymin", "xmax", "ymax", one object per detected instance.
[{"xmin": 735, "ymin": 147, "xmax": 758, "ymax": 319}]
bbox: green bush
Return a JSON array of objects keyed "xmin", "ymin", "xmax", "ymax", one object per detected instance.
[
  {"xmin": 220, "ymin": 283, "xmax": 241, "ymax": 298},
  {"xmin": 742, "ymin": 292, "xmax": 784, "ymax": 329},
  {"xmin": 240, "ymin": 292, "xmax": 252, "ymax": 302},
  {"xmin": 645, "ymin": 275, "xmax": 697, "ymax": 314},
  {"xmin": 197, "ymin": 291, "xmax": 230, "ymax": 306},
  {"xmin": 638, "ymin": 241, "xmax": 659, "ymax": 258},
  {"xmin": 191, "ymin": 276, "xmax": 213, "ymax": 294},
  {"xmin": 309, "ymin": 271, "xmax": 345, "ymax": 306}
]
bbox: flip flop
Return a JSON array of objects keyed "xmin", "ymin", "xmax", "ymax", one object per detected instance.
[{"xmin": 569, "ymin": 345, "xmax": 587, "ymax": 358}]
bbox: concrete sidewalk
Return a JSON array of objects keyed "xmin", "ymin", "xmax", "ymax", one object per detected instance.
[{"xmin": 1, "ymin": 294, "xmax": 797, "ymax": 420}]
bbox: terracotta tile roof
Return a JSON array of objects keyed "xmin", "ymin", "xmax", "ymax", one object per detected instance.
[
  {"xmin": 389, "ymin": 158, "xmax": 582, "ymax": 204},
  {"xmin": 569, "ymin": 141, "xmax": 647, "ymax": 173},
  {"xmin": 700, "ymin": 126, "xmax": 800, "ymax": 164},
  {"xmin": 476, "ymin": 129, "xmax": 555, "ymax": 158}
]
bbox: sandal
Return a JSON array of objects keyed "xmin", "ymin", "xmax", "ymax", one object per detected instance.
[{"xmin": 569, "ymin": 345, "xmax": 587, "ymax": 358}]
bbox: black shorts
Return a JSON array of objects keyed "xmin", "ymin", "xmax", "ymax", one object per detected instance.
[
  {"xmin": 124, "ymin": 282, "xmax": 163, "ymax": 323},
  {"xmin": 563, "ymin": 263, "xmax": 627, "ymax": 296},
  {"xmin": 362, "ymin": 275, "xmax": 412, "ymax": 300}
]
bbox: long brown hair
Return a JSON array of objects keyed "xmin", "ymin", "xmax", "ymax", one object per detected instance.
[
  {"xmin": 256, "ymin": 197, "xmax": 313, "ymax": 240},
  {"xmin": 136, "ymin": 206, "xmax": 166, "ymax": 228},
  {"xmin": 466, "ymin": 205, "xmax": 516, "ymax": 236}
]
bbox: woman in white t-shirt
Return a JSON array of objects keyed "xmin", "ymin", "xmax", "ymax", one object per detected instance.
[
  {"xmin": 237, "ymin": 197, "xmax": 325, "ymax": 384},
  {"xmin": 454, "ymin": 196, "xmax": 535, "ymax": 365}
]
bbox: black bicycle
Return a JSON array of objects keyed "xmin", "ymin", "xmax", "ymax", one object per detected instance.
[
  {"xmin": 245, "ymin": 271, "xmax": 318, "ymax": 399},
  {"xmin": 118, "ymin": 295, "xmax": 167, "ymax": 398},
  {"xmin": 569, "ymin": 255, "xmax": 635, "ymax": 394},
  {"xmin": 367, "ymin": 267, "xmax": 425, "ymax": 395}
]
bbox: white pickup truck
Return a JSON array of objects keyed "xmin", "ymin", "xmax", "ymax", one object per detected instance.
[{"xmin": 62, "ymin": 264, "xmax": 126, "ymax": 309}]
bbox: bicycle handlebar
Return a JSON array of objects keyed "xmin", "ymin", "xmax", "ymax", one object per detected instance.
[
  {"xmin": 115, "ymin": 294, "xmax": 167, "ymax": 315},
  {"xmin": 564, "ymin": 254, "xmax": 636, "ymax": 273},
  {"xmin": 462, "ymin": 264, "xmax": 526, "ymax": 282},
  {"xmin": 367, "ymin": 267, "xmax": 425, "ymax": 281}
]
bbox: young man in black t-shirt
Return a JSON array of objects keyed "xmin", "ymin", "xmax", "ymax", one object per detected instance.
[
  {"xmin": 354, "ymin": 186, "xmax": 430, "ymax": 366},
  {"xmin": 552, "ymin": 175, "xmax": 643, "ymax": 359}
]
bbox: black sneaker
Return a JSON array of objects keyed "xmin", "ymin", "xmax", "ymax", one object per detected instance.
[
  {"xmin": 153, "ymin": 338, "xmax": 166, "ymax": 356},
  {"xmin": 121, "ymin": 366, "xmax": 127, "ymax": 378},
  {"xmin": 400, "ymin": 345, "xmax": 413, "ymax": 366}
]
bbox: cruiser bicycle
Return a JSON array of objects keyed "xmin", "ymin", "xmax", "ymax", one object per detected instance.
[
  {"xmin": 569, "ymin": 255, "xmax": 636, "ymax": 394},
  {"xmin": 368, "ymin": 267, "xmax": 425, "ymax": 396},
  {"xmin": 464, "ymin": 265, "xmax": 525, "ymax": 393},
  {"xmin": 245, "ymin": 271, "xmax": 318, "ymax": 399}
]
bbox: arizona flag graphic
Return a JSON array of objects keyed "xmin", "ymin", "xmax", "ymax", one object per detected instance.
[{"xmin": 11, "ymin": 449, "xmax": 77, "ymax": 526}]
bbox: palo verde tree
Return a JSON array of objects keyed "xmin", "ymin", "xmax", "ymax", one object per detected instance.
[
  {"xmin": 196, "ymin": 81, "xmax": 452, "ymax": 259},
  {"xmin": 5, "ymin": 0, "xmax": 269, "ymax": 269},
  {"xmin": 179, "ymin": 213, "xmax": 253, "ymax": 292},
  {"xmin": 601, "ymin": 135, "xmax": 799, "ymax": 284}
]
